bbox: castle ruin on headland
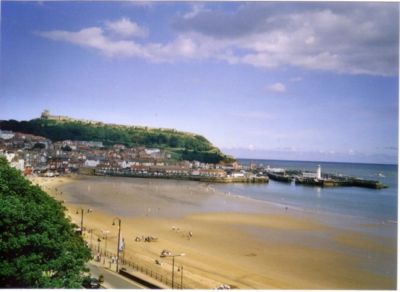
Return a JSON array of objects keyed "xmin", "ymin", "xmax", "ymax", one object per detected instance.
[
  {"xmin": 41, "ymin": 110, "xmax": 75, "ymax": 122},
  {"xmin": 40, "ymin": 110, "xmax": 195, "ymax": 135}
]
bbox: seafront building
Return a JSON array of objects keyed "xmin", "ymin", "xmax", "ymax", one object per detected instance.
[
  {"xmin": 0, "ymin": 129, "xmax": 15, "ymax": 140},
  {"xmin": 0, "ymin": 129, "xmax": 250, "ymax": 180}
]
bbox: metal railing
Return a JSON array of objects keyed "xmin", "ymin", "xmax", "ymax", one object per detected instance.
[
  {"xmin": 91, "ymin": 248, "xmax": 186, "ymax": 289},
  {"xmin": 124, "ymin": 259, "xmax": 182, "ymax": 289}
]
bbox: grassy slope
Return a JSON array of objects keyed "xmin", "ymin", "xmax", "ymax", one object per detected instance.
[{"xmin": 0, "ymin": 118, "xmax": 235, "ymax": 163}]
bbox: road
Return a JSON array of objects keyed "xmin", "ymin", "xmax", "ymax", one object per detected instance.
[{"xmin": 88, "ymin": 263, "xmax": 144, "ymax": 289}]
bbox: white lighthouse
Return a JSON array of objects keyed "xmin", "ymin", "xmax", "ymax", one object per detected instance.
[{"xmin": 316, "ymin": 165, "xmax": 321, "ymax": 180}]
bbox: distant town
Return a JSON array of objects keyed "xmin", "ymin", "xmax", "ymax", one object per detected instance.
[
  {"xmin": 0, "ymin": 129, "xmax": 266, "ymax": 183},
  {"xmin": 0, "ymin": 129, "xmax": 386, "ymax": 189}
]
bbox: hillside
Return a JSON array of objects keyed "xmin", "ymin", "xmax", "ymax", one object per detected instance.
[{"xmin": 0, "ymin": 114, "xmax": 235, "ymax": 164}]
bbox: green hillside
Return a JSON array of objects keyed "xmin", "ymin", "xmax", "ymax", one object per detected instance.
[{"xmin": 0, "ymin": 117, "xmax": 235, "ymax": 163}]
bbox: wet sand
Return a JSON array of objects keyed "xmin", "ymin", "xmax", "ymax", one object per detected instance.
[{"xmin": 30, "ymin": 175, "xmax": 397, "ymax": 289}]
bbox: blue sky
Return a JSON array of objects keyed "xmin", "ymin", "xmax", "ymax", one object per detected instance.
[{"xmin": 1, "ymin": 1, "xmax": 398, "ymax": 164}]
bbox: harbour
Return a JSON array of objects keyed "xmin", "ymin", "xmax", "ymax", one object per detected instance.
[
  {"xmin": 92, "ymin": 161, "xmax": 388, "ymax": 189},
  {"xmin": 265, "ymin": 164, "xmax": 387, "ymax": 189},
  {"xmin": 218, "ymin": 159, "xmax": 397, "ymax": 224}
]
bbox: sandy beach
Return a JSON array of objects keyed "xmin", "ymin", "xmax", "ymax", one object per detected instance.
[{"xmin": 29, "ymin": 175, "xmax": 396, "ymax": 289}]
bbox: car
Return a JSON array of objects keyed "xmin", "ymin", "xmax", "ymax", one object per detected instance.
[
  {"xmin": 89, "ymin": 278, "xmax": 101, "ymax": 289},
  {"xmin": 83, "ymin": 277, "xmax": 101, "ymax": 289}
]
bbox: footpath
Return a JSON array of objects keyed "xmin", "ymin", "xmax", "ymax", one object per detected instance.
[{"xmin": 89, "ymin": 257, "xmax": 170, "ymax": 289}]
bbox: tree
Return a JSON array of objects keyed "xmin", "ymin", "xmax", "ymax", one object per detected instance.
[
  {"xmin": 61, "ymin": 145, "xmax": 72, "ymax": 152},
  {"xmin": 32, "ymin": 142, "xmax": 46, "ymax": 150},
  {"xmin": 0, "ymin": 157, "xmax": 91, "ymax": 288}
]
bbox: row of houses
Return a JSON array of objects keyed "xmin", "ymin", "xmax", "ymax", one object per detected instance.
[
  {"xmin": 0, "ymin": 130, "xmax": 244, "ymax": 178},
  {"xmin": 96, "ymin": 164, "xmax": 228, "ymax": 178}
]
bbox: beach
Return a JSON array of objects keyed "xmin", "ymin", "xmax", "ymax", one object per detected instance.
[{"xmin": 30, "ymin": 175, "xmax": 397, "ymax": 289}]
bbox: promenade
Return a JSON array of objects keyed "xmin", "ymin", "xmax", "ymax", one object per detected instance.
[
  {"xmin": 87, "ymin": 246, "xmax": 176, "ymax": 289},
  {"xmin": 88, "ymin": 261, "xmax": 145, "ymax": 289}
]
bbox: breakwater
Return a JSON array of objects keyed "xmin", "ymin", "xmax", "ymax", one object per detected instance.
[
  {"xmin": 93, "ymin": 168, "xmax": 269, "ymax": 184},
  {"xmin": 266, "ymin": 172, "xmax": 292, "ymax": 183},
  {"xmin": 79, "ymin": 163, "xmax": 386, "ymax": 189},
  {"xmin": 266, "ymin": 172, "xmax": 387, "ymax": 189}
]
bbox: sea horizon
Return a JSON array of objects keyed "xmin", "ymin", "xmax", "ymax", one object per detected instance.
[{"xmin": 238, "ymin": 157, "xmax": 398, "ymax": 167}]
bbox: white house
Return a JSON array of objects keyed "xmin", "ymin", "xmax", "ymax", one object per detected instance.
[
  {"xmin": 231, "ymin": 172, "xmax": 245, "ymax": 178},
  {"xmin": 84, "ymin": 160, "xmax": 100, "ymax": 168},
  {"xmin": 0, "ymin": 130, "xmax": 15, "ymax": 140},
  {"xmin": 119, "ymin": 161, "xmax": 135, "ymax": 168},
  {"xmin": 191, "ymin": 170, "xmax": 200, "ymax": 176},
  {"xmin": 10, "ymin": 159, "xmax": 25, "ymax": 171},
  {"xmin": 4, "ymin": 152, "xmax": 16, "ymax": 162},
  {"xmin": 145, "ymin": 148, "xmax": 160, "ymax": 155}
]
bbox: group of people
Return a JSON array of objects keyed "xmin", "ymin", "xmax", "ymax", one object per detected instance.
[
  {"xmin": 95, "ymin": 252, "xmax": 117, "ymax": 268},
  {"xmin": 172, "ymin": 226, "xmax": 193, "ymax": 240}
]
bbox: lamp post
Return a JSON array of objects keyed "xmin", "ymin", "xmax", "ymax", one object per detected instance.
[
  {"xmin": 88, "ymin": 229, "xmax": 93, "ymax": 249},
  {"xmin": 102, "ymin": 230, "xmax": 109, "ymax": 264},
  {"xmin": 75, "ymin": 207, "xmax": 93, "ymax": 235},
  {"xmin": 102, "ymin": 230, "xmax": 109, "ymax": 256},
  {"xmin": 97, "ymin": 237, "xmax": 101, "ymax": 253},
  {"xmin": 112, "ymin": 217, "xmax": 122, "ymax": 273},
  {"xmin": 165, "ymin": 253, "xmax": 185, "ymax": 289},
  {"xmin": 180, "ymin": 265, "xmax": 183, "ymax": 289}
]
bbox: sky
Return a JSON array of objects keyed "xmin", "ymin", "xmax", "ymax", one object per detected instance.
[{"xmin": 1, "ymin": 1, "xmax": 399, "ymax": 164}]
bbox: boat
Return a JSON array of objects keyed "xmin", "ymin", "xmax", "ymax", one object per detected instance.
[
  {"xmin": 266, "ymin": 172, "xmax": 292, "ymax": 183},
  {"xmin": 295, "ymin": 177, "xmax": 324, "ymax": 187}
]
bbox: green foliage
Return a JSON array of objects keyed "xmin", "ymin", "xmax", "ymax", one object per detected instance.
[
  {"xmin": 61, "ymin": 145, "xmax": 72, "ymax": 152},
  {"xmin": 0, "ymin": 118, "xmax": 234, "ymax": 163},
  {"xmin": 0, "ymin": 157, "xmax": 91, "ymax": 288},
  {"xmin": 174, "ymin": 149, "xmax": 235, "ymax": 164},
  {"xmin": 32, "ymin": 142, "xmax": 46, "ymax": 150}
]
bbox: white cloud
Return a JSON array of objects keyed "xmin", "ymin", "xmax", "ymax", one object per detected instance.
[
  {"xmin": 172, "ymin": 3, "xmax": 399, "ymax": 76},
  {"xmin": 36, "ymin": 3, "xmax": 399, "ymax": 76},
  {"xmin": 37, "ymin": 27, "xmax": 150, "ymax": 58},
  {"xmin": 183, "ymin": 3, "xmax": 209, "ymax": 19},
  {"xmin": 153, "ymin": 36, "xmax": 198, "ymax": 59},
  {"xmin": 105, "ymin": 17, "xmax": 148, "ymax": 38},
  {"xmin": 267, "ymin": 82, "xmax": 286, "ymax": 93},
  {"xmin": 38, "ymin": 12, "xmax": 212, "ymax": 63}
]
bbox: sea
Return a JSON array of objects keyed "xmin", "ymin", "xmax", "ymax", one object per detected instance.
[
  {"xmin": 212, "ymin": 159, "xmax": 398, "ymax": 238},
  {"xmin": 62, "ymin": 158, "xmax": 397, "ymax": 239}
]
